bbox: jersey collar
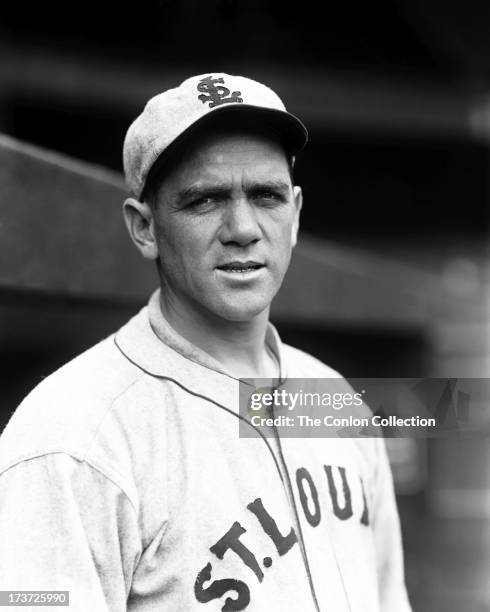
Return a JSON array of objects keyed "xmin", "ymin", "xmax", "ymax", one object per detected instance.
[{"xmin": 114, "ymin": 289, "xmax": 285, "ymax": 407}]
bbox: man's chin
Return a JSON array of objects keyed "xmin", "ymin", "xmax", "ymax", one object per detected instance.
[{"xmin": 213, "ymin": 299, "xmax": 271, "ymax": 323}]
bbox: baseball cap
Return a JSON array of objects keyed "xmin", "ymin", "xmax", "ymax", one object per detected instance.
[{"xmin": 123, "ymin": 73, "xmax": 308, "ymax": 199}]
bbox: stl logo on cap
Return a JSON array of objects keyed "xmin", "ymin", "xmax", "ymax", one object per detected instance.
[{"xmin": 197, "ymin": 75, "xmax": 243, "ymax": 108}]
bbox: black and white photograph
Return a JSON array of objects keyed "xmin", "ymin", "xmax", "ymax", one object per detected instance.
[{"xmin": 0, "ymin": 2, "xmax": 489, "ymax": 611}]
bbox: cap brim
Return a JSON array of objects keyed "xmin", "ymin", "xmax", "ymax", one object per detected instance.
[{"xmin": 197, "ymin": 103, "xmax": 309, "ymax": 154}]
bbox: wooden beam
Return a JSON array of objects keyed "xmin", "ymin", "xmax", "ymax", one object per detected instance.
[{"xmin": 0, "ymin": 133, "xmax": 154, "ymax": 301}]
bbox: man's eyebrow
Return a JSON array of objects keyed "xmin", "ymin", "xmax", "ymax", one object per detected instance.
[
  {"xmin": 247, "ymin": 179, "xmax": 290, "ymax": 191},
  {"xmin": 175, "ymin": 184, "xmax": 230, "ymax": 202},
  {"xmin": 175, "ymin": 179, "xmax": 291, "ymax": 203}
]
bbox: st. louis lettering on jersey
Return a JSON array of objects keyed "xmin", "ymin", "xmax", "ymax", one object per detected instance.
[{"xmin": 194, "ymin": 464, "xmax": 370, "ymax": 611}]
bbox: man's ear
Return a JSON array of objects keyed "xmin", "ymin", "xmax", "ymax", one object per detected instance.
[
  {"xmin": 291, "ymin": 185, "xmax": 303, "ymax": 248},
  {"xmin": 122, "ymin": 198, "xmax": 159, "ymax": 260}
]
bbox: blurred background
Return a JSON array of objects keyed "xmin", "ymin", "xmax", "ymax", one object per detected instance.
[{"xmin": 0, "ymin": 1, "xmax": 489, "ymax": 609}]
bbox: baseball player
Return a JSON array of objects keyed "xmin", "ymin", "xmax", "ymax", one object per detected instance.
[{"xmin": 0, "ymin": 74, "xmax": 412, "ymax": 611}]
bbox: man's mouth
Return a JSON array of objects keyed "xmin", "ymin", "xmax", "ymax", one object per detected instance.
[{"xmin": 216, "ymin": 261, "xmax": 265, "ymax": 273}]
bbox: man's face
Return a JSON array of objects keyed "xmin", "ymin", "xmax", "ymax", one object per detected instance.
[{"xmin": 149, "ymin": 128, "xmax": 302, "ymax": 322}]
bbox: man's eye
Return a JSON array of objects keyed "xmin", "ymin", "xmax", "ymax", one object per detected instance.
[
  {"xmin": 186, "ymin": 196, "xmax": 217, "ymax": 210},
  {"xmin": 196, "ymin": 197, "xmax": 214, "ymax": 205},
  {"xmin": 253, "ymin": 191, "xmax": 284, "ymax": 204}
]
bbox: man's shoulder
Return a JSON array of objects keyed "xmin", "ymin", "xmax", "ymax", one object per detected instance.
[
  {"xmin": 23, "ymin": 329, "xmax": 142, "ymax": 406},
  {"xmin": 281, "ymin": 341, "xmax": 343, "ymax": 379},
  {"xmin": 0, "ymin": 326, "xmax": 145, "ymax": 474}
]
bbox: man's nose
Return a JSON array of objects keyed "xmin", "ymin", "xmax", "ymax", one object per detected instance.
[{"xmin": 218, "ymin": 198, "xmax": 262, "ymax": 246}]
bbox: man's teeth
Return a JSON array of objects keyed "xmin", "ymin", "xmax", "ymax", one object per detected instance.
[{"xmin": 221, "ymin": 264, "xmax": 261, "ymax": 272}]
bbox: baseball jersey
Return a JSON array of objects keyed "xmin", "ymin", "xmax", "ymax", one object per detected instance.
[{"xmin": 0, "ymin": 290, "xmax": 412, "ymax": 612}]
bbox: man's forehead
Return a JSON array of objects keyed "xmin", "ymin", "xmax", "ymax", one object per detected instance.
[
  {"xmin": 192, "ymin": 136, "xmax": 288, "ymax": 169},
  {"xmin": 161, "ymin": 129, "xmax": 291, "ymax": 187},
  {"xmin": 189, "ymin": 125, "xmax": 288, "ymax": 159}
]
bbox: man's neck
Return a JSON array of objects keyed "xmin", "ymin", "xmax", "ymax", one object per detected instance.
[{"xmin": 158, "ymin": 291, "xmax": 278, "ymax": 379}]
